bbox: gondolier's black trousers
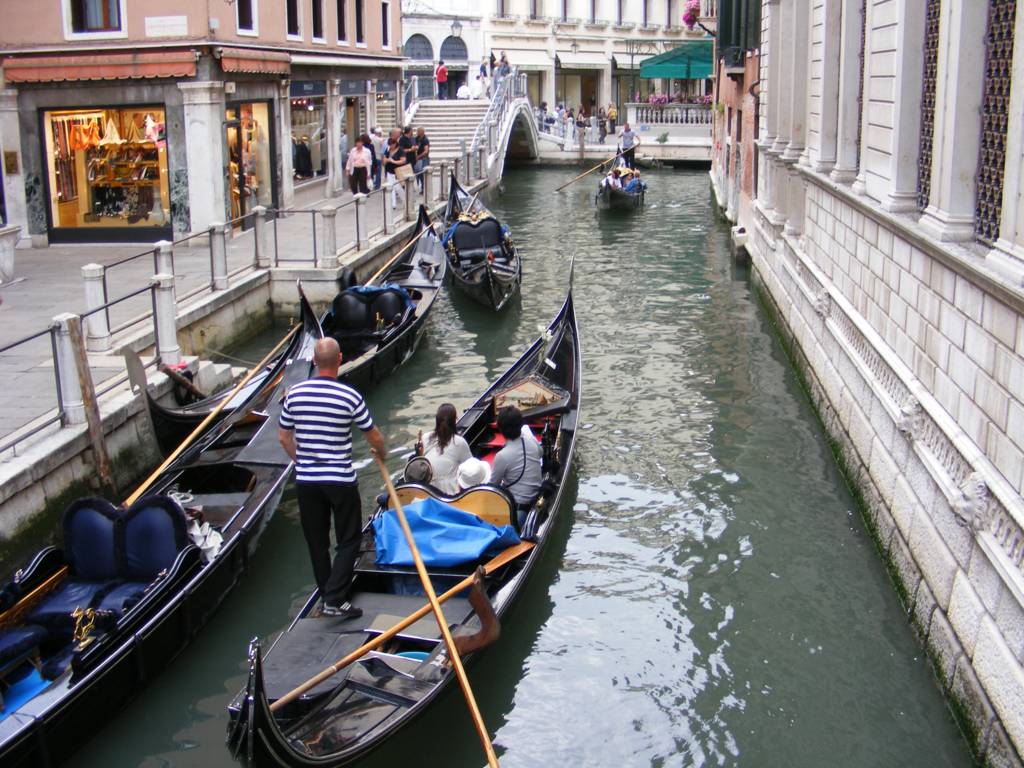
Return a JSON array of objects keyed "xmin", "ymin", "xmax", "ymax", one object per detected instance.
[
  {"xmin": 296, "ymin": 482, "xmax": 362, "ymax": 606},
  {"xmin": 623, "ymin": 146, "xmax": 636, "ymax": 169}
]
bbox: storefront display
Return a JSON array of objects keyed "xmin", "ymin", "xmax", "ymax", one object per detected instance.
[
  {"xmin": 290, "ymin": 81, "xmax": 326, "ymax": 181},
  {"xmin": 43, "ymin": 107, "xmax": 171, "ymax": 235},
  {"xmin": 226, "ymin": 102, "xmax": 274, "ymax": 224}
]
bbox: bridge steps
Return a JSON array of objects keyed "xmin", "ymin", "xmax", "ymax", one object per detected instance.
[{"xmin": 406, "ymin": 100, "xmax": 492, "ymax": 159}]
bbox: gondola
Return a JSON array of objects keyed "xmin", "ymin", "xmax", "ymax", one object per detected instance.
[
  {"xmin": 146, "ymin": 206, "xmax": 446, "ymax": 455},
  {"xmin": 0, "ymin": 289, "xmax": 321, "ymax": 767},
  {"xmin": 596, "ymin": 180, "xmax": 645, "ymax": 210},
  {"xmin": 442, "ymin": 173, "xmax": 522, "ymax": 311},
  {"xmin": 227, "ymin": 278, "xmax": 581, "ymax": 767}
]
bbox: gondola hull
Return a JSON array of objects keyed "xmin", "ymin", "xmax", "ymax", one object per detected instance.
[
  {"xmin": 228, "ymin": 285, "xmax": 582, "ymax": 767},
  {"xmin": 596, "ymin": 183, "xmax": 644, "ymax": 210},
  {"xmin": 443, "ymin": 173, "xmax": 522, "ymax": 311},
  {"xmin": 0, "ymin": 294, "xmax": 321, "ymax": 767}
]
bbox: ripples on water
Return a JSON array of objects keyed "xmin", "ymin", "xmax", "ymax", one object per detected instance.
[{"xmin": 73, "ymin": 166, "xmax": 969, "ymax": 767}]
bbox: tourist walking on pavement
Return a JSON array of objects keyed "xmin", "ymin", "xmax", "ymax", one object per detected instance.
[
  {"xmin": 415, "ymin": 127, "xmax": 431, "ymax": 192},
  {"xmin": 345, "ymin": 135, "xmax": 372, "ymax": 194},
  {"xmin": 435, "ymin": 59, "xmax": 448, "ymax": 99},
  {"xmin": 383, "ymin": 130, "xmax": 408, "ymax": 209},
  {"xmin": 621, "ymin": 122, "xmax": 640, "ymax": 168},
  {"xmin": 598, "ymin": 107, "xmax": 608, "ymax": 144},
  {"xmin": 607, "ymin": 103, "xmax": 618, "ymax": 134},
  {"xmin": 279, "ymin": 337, "xmax": 386, "ymax": 620},
  {"xmin": 370, "ymin": 127, "xmax": 384, "ymax": 189}
]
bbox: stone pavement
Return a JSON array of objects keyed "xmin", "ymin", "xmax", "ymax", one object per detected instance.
[{"xmin": 0, "ymin": 180, "xmax": 439, "ymax": 447}]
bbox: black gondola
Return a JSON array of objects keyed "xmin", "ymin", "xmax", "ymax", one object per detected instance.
[
  {"xmin": 596, "ymin": 181, "xmax": 645, "ymax": 210},
  {"xmin": 442, "ymin": 173, "xmax": 522, "ymax": 311},
  {"xmin": 227, "ymin": 280, "xmax": 581, "ymax": 767},
  {"xmin": 146, "ymin": 206, "xmax": 446, "ymax": 455},
  {"xmin": 0, "ymin": 290, "xmax": 321, "ymax": 767}
]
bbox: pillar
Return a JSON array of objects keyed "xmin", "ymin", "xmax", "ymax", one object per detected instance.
[
  {"xmin": 366, "ymin": 79, "xmax": 379, "ymax": 132},
  {"xmin": 440, "ymin": 161, "xmax": 449, "ymax": 199},
  {"xmin": 851, "ymin": 0, "xmax": 874, "ymax": 196},
  {"xmin": 278, "ymin": 79, "xmax": 296, "ymax": 208},
  {"xmin": 0, "ymin": 91, "xmax": 28, "ymax": 244},
  {"xmin": 209, "ymin": 222, "xmax": 228, "ymax": 290},
  {"xmin": 831, "ymin": 0, "xmax": 864, "ymax": 183},
  {"xmin": 177, "ymin": 82, "xmax": 227, "ymax": 233},
  {"xmin": 151, "ymin": 274, "xmax": 181, "ymax": 365},
  {"xmin": 782, "ymin": 0, "xmax": 810, "ymax": 162},
  {"xmin": 253, "ymin": 205, "xmax": 271, "ymax": 268},
  {"xmin": 155, "ymin": 240, "xmax": 174, "ymax": 282},
  {"xmin": 51, "ymin": 313, "xmax": 85, "ymax": 425},
  {"xmin": 990, "ymin": 0, "xmax": 1024, "ymax": 277},
  {"xmin": 354, "ymin": 194, "xmax": 368, "ymax": 248},
  {"xmin": 404, "ymin": 177, "xmax": 416, "ymax": 221},
  {"xmin": 0, "ymin": 224, "xmax": 18, "ymax": 281},
  {"xmin": 81, "ymin": 264, "xmax": 110, "ymax": 353},
  {"xmin": 770, "ymin": 0, "xmax": 793, "ymax": 154},
  {"xmin": 326, "ymin": 79, "xmax": 345, "ymax": 196},
  {"xmin": 807, "ymin": 0, "xmax": 841, "ymax": 173},
  {"xmin": 320, "ymin": 206, "xmax": 338, "ymax": 266}
]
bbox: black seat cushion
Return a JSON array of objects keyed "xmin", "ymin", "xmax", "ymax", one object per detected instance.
[
  {"xmin": 0, "ymin": 624, "xmax": 46, "ymax": 668},
  {"xmin": 370, "ymin": 290, "xmax": 407, "ymax": 325},
  {"xmin": 118, "ymin": 496, "xmax": 190, "ymax": 581},
  {"xmin": 330, "ymin": 288, "xmax": 410, "ymax": 334},
  {"xmin": 332, "ymin": 291, "xmax": 370, "ymax": 331},
  {"xmin": 62, "ymin": 498, "xmax": 120, "ymax": 581},
  {"xmin": 452, "ymin": 219, "xmax": 503, "ymax": 252}
]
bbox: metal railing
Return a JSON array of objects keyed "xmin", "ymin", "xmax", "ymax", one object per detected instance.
[
  {"xmin": 469, "ymin": 70, "xmax": 528, "ymax": 154},
  {"xmin": 0, "ymin": 326, "xmax": 64, "ymax": 454}
]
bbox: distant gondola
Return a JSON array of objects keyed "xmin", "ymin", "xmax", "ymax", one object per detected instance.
[
  {"xmin": 596, "ymin": 172, "xmax": 645, "ymax": 210},
  {"xmin": 146, "ymin": 206, "xmax": 446, "ymax": 454},
  {"xmin": 0, "ymin": 289, "xmax": 321, "ymax": 767},
  {"xmin": 442, "ymin": 173, "xmax": 522, "ymax": 311},
  {"xmin": 227, "ymin": 279, "xmax": 582, "ymax": 767}
]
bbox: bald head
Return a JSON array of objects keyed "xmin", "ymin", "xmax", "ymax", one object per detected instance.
[{"xmin": 313, "ymin": 337, "xmax": 342, "ymax": 374}]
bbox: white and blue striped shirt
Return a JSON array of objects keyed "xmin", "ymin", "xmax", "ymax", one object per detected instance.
[{"xmin": 279, "ymin": 377, "xmax": 374, "ymax": 485}]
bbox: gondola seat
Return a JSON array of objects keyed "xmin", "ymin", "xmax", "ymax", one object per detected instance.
[
  {"xmin": 0, "ymin": 625, "xmax": 45, "ymax": 673},
  {"xmin": 393, "ymin": 484, "xmax": 516, "ymax": 529},
  {"xmin": 327, "ymin": 287, "xmax": 413, "ymax": 354},
  {"xmin": 451, "ymin": 220, "xmax": 509, "ymax": 268}
]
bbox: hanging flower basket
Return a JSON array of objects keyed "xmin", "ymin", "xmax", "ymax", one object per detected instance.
[{"xmin": 682, "ymin": 0, "xmax": 701, "ymax": 30}]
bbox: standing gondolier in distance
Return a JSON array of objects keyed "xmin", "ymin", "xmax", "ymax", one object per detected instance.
[
  {"xmin": 279, "ymin": 337, "xmax": 386, "ymax": 620},
  {"xmin": 621, "ymin": 123, "xmax": 639, "ymax": 169}
]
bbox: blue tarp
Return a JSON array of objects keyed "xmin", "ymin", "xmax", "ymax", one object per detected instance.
[
  {"xmin": 373, "ymin": 497, "xmax": 520, "ymax": 568},
  {"xmin": 350, "ymin": 282, "xmax": 414, "ymax": 309}
]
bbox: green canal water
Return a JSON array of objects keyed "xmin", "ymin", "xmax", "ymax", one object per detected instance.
[{"xmin": 71, "ymin": 166, "xmax": 970, "ymax": 766}]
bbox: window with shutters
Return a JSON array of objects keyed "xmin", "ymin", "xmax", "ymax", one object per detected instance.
[
  {"xmin": 976, "ymin": 0, "xmax": 1017, "ymax": 244},
  {"xmin": 916, "ymin": 0, "xmax": 940, "ymax": 210},
  {"xmin": 312, "ymin": 0, "xmax": 325, "ymax": 40},
  {"xmin": 286, "ymin": 0, "xmax": 300, "ymax": 37},
  {"xmin": 337, "ymin": 0, "xmax": 347, "ymax": 42},
  {"xmin": 355, "ymin": 0, "xmax": 365, "ymax": 44}
]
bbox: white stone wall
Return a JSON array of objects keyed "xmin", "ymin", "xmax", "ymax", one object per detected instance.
[{"xmin": 746, "ymin": 0, "xmax": 1024, "ymax": 763}]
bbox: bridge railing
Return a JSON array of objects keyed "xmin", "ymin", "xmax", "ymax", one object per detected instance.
[
  {"xmin": 626, "ymin": 103, "xmax": 713, "ymax": 126},
  {"xmin": 470, "ymin": 70, "xmax": 529, "ymax": 154}
]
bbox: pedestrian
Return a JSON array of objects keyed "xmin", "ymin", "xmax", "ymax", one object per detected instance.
[
  {"xmin": 435, "ymin": 59, "xmax": 448, "ymax": 99},
  {"xmin": 607, "ymin": 102, "xmax": 618, "ymax": 134},
  {"xmin": 621, "ymin": 122, "xmax": 639, "ymax": 168},
  {"xmin": 383, "ymin": 129, "xmax": 408, "ymax": 209},
  {"xmin": 470, "ymin": 74, "xmax": 484, "ymax": 100},
  {"xmin": 415, "ymin": 126, "xmax": 431, "ymax": 192},
  {"xmin": 278, "ymin": 337, "xmax": 386, "ymax": 620},
  {"xmin": 345, "ymin": 135, "xmax": 372, "ymax": 194},
  {"xmin": 370, "ymin": 127, "xmax": 384, "ymax": 189},
  {"xmin": 598, "ymin": 107, "xmax": 607, "ymax": 144}
]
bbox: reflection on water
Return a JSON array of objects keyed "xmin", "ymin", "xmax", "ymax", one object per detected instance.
[{"xmin": 72, "ymin": 166, "xmax": 969, "ymax": 767}]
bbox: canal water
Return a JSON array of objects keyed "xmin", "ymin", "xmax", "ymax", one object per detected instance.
[{"xmin": 72, "ymin": 166, "xmax": 970, "ymax": 767}]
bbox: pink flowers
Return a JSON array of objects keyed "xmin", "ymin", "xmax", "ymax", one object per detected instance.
[{"xmin": 682, "ymin": 0, "xmax": 701, "ymax": 29}]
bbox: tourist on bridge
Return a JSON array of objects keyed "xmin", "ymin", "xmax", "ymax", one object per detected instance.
[
  {"xmin": 345, "ymin": 135, "xmax": 372, "ymax": 195},
  {"xmin": 279, "ymin": 337, "xmax": 386, "ymax": 620},
  {"xmin": 621, "ymin": 123, "xmax": 640, "ymax": 168},
  {"xmin": 435, "ymin": 59, "xmax": 448, "ymax": 99}
]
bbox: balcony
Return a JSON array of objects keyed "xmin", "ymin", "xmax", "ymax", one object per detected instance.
[{"xmin": 722, "ymin": 46, "xmax": 746, "ymax": 77}]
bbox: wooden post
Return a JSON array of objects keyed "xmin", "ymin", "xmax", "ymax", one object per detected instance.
[{"xmin": 66, "ymin": 315, "xmax": 116, "ymax": 496}]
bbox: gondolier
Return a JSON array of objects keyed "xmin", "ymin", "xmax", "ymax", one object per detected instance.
[
  {"xmin": 279, "ymin": 337, "xmax": 386, "ymax": 620},
  {"xmin": 621, "ymin": 123, "xmax": 639, "ymax": 169}
]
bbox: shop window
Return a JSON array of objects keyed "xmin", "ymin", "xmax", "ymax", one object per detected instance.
[
  {"xmin": 355, "ymin": 0, "xmax": 365, "ymax": 44},
  {"xmin": 237, "ymin": 0, "xmax": 257, "ymax": 34},
  {"xmin": 382, "ymin": 2, "xmax": 390, "ymax": 47},
  {"xmin": 43, "ymin": 107, "xmax": 171, "ymax": 232},
  {"xmin": 312, "ymin": 0, "xmax": 325, "ymax": 40},
  {"xmin": 286, "ymin": 0, "xmax": 301, "ymax": 37},
  {"xmin": 337, "ymin": 0, "xmax": 347, "ymax": 42},
  {"xmin": 225, "ymin": 103, "xmax": 274, "ymax": 223},
  {"xmin": 290, "ymin": 84, "xmax": 328, "ymax": 182}
]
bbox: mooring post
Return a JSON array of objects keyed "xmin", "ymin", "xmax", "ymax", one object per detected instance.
[
  {"xmin": 464, "ymin": 150, "xmax": 472, "ymax": 184},
  {"xmin": 478, "ymin": 146, "xmax": 487, "ymax": 180},
  {"xmin": 320, "ymin": 206, "xmax": 338, "ymax": 267},
  {"xmin": 487, "ymin": 118, "xmax": 497, "ymax": 151},
  {"xmin": 405, "ymin": 177, "xmax": 416, "ymax": 221},
  {"xmin": 382, "ymin": 185, "xmax": 392, "ymax": 235},
  {"xmin": 51, "ymin": 313, "xmax": 85, "ymax": 426},
  {"xmin": 155, "ymin": 239, "xmax": 173, "ymax": 277},
  {"xmin": 209, "ymin": 222, "xmax": 228, "ymax": 290},
  {"xmin": 65, "ymin": 314, "xmax": 116, "ymax": 494},
  {"xmin": 422, "ymin": 167, "xmax": 432, "ymax": 206},
  {"xmin": 81, "ymin": 263, "xmax": 111, "ymax": 353},
  {"xmin": 453, "ymin": 157, "xmax": 461, "ymax": 188},
  {"xmin": 151, "ymin": 273, "xmax": 181, "ymax": 365},
  {"xmin": 439, "ymin": 161, "xmax": 449, "ymax": 200},
  {"xmin": 354, "ymin": 194, "xmax": 368, "ymax": 250},
  {"xmin": 253, "ymin": 205, "xmax": 271, "ymax": 268}
]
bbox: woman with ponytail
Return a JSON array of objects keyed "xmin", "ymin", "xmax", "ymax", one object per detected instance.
[{"xmin": 417, "ymin": 403, "xmax": 472, "ymax": 494}]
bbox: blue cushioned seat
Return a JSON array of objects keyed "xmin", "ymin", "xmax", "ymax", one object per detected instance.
[
  {"xmin": 94, "ymin": 581, "xmax": 150, "ymax": 617},
  {"xmin": 0, "ymin": 625, "xmax": 45, "ymax": 668},
  {"xmin": 118, "ymin": 496, "xmax": 189, "ymax": 581},
  {"xmin": 26, "ymin": 581, "xmax": 111, "ymax": 637}
]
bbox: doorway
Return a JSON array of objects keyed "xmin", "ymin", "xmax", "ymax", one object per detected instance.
[{"xmin": 225, "ymin": 101, "xmax": 276, "ymax": 229}]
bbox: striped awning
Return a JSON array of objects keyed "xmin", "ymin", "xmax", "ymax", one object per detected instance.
[
  {"xmin": 218, "ymin": 47, "xmax": 291, "ymax": 75},
  {"xmin": 3, "ymin": 51, "xmax": 197, "ymax": 82}
]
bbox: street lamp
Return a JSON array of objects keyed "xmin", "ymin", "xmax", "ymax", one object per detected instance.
[
  {"xmin": 570, "ymin": 40, "xmax": 579, "ymax": 55},
  {"xmin": 450, "ymin": 18, "xmax": 463, "ymax": 37}
]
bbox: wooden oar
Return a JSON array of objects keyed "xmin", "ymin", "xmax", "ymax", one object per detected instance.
[
  {"xmin": 554, "ymin": 146, "xmax": 629, "ymax": 192},
  {"xmin": 268, "ymin": 539, "xmax": 534, "ymax": 713},
  {"xmin": 372, "ymin": 450, "xmax": 500, "ymax": 768},
  {"xmin": 366, "ymin": 221, "xmax": 432, "ymax": 286},
  {"xmin": 123, "ymin": 323, "xmax": 301, "ymax": 507}
]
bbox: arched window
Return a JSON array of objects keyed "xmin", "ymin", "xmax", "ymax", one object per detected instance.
[
  {"xmin": 439, "ymin": 36, "xmax": 468, "ymax": 61},
  {"xmin": 405, "ymin": 33, "xmax": 434, "ymax": 60}
]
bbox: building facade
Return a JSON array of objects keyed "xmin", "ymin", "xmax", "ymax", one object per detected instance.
[
  {"xmin": 402, "ymin": 0, "xmax": 484, "ymax": 100},
  {"xmin": 481, "ymin": 0, "xmax": 716, "ymax": 112},
  {"xmin": 726, "ymin": 1, "xmax": 1024, "ymax": 763},
  {"xmin": 0, "ymin": 0, "xmax": 404, "ymax": 244}
]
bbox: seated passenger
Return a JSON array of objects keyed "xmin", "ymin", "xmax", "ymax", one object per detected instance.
[
  {"xmin": 417, "ymin": 404, "xmax": 472, "ymax": 495},
  {"xmin": 456, "ymin": 457, "xmax": 492, "ymax": 492},
  {"xmin": 624, "ymin": 170, "xmax": 646, "ymax": 193},
  {"xmin": 489, "ymin": 406, "xmax": 543, "ymax": 512}
]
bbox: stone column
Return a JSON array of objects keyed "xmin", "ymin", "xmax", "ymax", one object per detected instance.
[
  {"xmin": 0, "ymin": 91, "xmax": 28, "ymax": 244},
  {"xmin": 0, "ymin": 224, "xmax": 18, "ymax": 281},
  {"xmin": 278, "ymin": 79, "xmax": 296, "ymax": 209},
  {"xmin": 770, "ymin": 0, "xmax": 793, "ymax": 154},
  {"xmin": 783, "ymin": 0, "xmax": 810, "ymax": 163},
  {"xmin": 366, "ymin": 79, "xmax": 379, "ymax": 131},
  {"xmin": 354, "ymin": 194, "xmax": 368, "ymax": 248},
  {"xmin": 807, "ymin": 0, "xmax": 841, "ymax": 173},
  {"xmin": 253, "ymin": 205, "xmax": 271, "ymax": 268},
  {"xmin": 439, "ymin": 161, "xmax": 449, "ymax": 199},
  {"xmin": 919, "ymin": 1, "xmax": 987, "ymax": 241},
  {"xmin": 52, "ymin": 313, "xmax": 86, "ymax": 425},
  {"xmin": 990, "ymin": 0, "xmax": 1024, "ymax": 278},
  {"xmin": 151, "ymin": 274, "xmax": 181, "ymax": 365},
  {"xmin": 831, "ymin": 0, "xmax": 864, "ymax": 184},
  {"xmin": 81, "ymin": 264, "xmax": 110, "ymax": 353},
  {"xmin": 209, "ymin": 222, "xmax": 229, "ymax": 290},
  {"xmin": 320, "ymin": 206, "xmax": 338, "ymax": 266},
  {"xmin": 154, "ymin": 239, "xmax": 174, "ymax": 277},
  {"xmin": 326, "ymin": 79, "xmax": 345, "ymax": 196},
  {"xmin": 404, "ymin": 177, "xmax": 416, "ymax": 221},
  {"xmin": 852, "ymin": 0, "xmax": 874, "ymax": 195},
  {"xmin": 762, "ymin": 0, "xmax": 782, "ymax": 148},
  {"xmin": 178, "ymin": 82, "xmax": 228, "ymax": 233}
]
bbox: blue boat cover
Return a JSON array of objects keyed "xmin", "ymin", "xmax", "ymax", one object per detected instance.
[
  {"xmin": 373, "ymin": 497, "xmax": 520, "ymax": 567},
  {"xmin": 349, "ymin": 283, "xmax": 414, "ymax": 309}
]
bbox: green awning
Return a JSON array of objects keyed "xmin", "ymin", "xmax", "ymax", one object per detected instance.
[{"xmin": 639, "ymin": 40, "xmax": 714, "ymax": 80}]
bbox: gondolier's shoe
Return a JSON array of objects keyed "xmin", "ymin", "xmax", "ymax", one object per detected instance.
[{"xmin": 321, "ymin": 601, "xmax": 363, "ymax": 620}]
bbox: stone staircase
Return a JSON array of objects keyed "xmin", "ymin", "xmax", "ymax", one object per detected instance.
[{"xmin": 405, "ymin": 100, "xmax": 491, "ymax": 159}]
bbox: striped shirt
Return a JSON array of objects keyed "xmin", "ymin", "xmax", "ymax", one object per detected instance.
[{"xmin": 278, "ymin": 377, "xmax": 374, "ymax": 485}]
